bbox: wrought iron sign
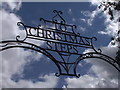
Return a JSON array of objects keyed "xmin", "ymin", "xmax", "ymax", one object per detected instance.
[{"xmin": 0, "ymin": 10, "xmax": 120, "ymax": 78}]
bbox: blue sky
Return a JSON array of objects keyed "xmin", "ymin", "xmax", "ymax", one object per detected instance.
[
  {"xmin": 1, "ymin": 1, "xmax": 119, "ymax": 88},
  {"xmin": 16, "ymin": 2, "xmax": 111, "ymax": 46}
]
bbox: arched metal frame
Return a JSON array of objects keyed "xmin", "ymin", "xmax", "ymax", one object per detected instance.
[{"xmin": 0, "ymin": 10, "xmax": 120, "ymax": 78}]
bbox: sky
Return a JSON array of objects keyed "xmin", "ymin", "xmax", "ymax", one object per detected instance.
[{"xmin": 0, "ymin": 0, "xmax": 119, "ymax": 89}]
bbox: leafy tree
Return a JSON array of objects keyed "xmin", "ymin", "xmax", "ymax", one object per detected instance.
[
  {"xmin": 98, "ymin": 1, "xmax": 120, "ymax": 21},
  {"xmin": 98, "ymin": 1, "xmax": 120, "ymax": 63},
  {"xmin": 116, "ymin": 47, "xmax": 120, "ymax": 62}
]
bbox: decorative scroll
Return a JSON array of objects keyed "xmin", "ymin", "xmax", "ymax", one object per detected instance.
[
  {"xmin": 15, "ymin": 21, "xmax": 101, "ymax": 55},
  {"xmin": 0, "ymin": 10, "xmax": 119, "ymax": 78}
]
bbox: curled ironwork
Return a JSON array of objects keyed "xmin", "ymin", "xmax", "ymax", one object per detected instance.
[{"xmin": 0, "ymin": 10, "xmax": 120, "ymax": 78}]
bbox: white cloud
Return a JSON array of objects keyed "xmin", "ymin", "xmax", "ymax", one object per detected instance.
[
  {"xmin": 65, "ymin": 75, "xmax": 99, "ymax": 88},
  {"xmin": 81, "ymin": 8, "xmax": 101, "ymax": 26},
  {"xmin": 0, "ymin": 1, "xmax": 58, "ymax": 89},
  {"xmin": 1, "ymin": 1, "xmax": 119, "ymax": 88},
  {"xmin": 66, "ymin": 74, "xmax": 117, "ymax": 88},
  {"xmin": 68, "ymin": 8, "xmax": 72, "ymax": 15},
  {"xmin": 1, "ymin": 0, "xmax": 22, "ymax": 11},
  {"xmin": 80, "ymin": 18, "xmax": 86, "ymax": 23},
  {"xmin": 89, "ymin": 0, "xmax": 102, "ymax": 5},
  {"xmin": 64, "ymin": 1, "xmax": 119, "ymax": 88},
  {"xmin": 89, "ymin": 0, "xmax": 115, "ymax": 5},
  {"xmin": 65, "ymin": 44, "xmax": 119, "ymax": 88},
  {"xmin": 72, "ymin": 18, "xmax": 76, "ymax": 22},
  {"xmin": 80, "ymin": 0, "xmax": 119, "ymax": 37},
  {"xmin": 2, "ymin": 73, "xmax": 58, "ymax": 88},
  {"xmin": 89, "ymin": 0, "xmax": 119, "ymax": 36},
  {"xmin": 78, "ymin": 26, "xmax": 86, "ymax": 31},
  {"xmin": 81, "ymin": 11, "xmax": 91, "ymax": 17},
  {"xmin": 1, "ymin": 10, "xmax": 21, "ymax": 40},
  {"xmin": 98, "ymin": 11, "xmax": 119, "ymax": 36}
]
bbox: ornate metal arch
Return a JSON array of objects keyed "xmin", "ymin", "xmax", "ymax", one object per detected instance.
[
  {"xmin": 0, "ymin": 40, "xmax": 63, "ymax": 76},
  {"xmin": 75, "ymin": 52, "xmax": 120, "ymax": 73},
  {"xmin": 0, "ymin": 10, "xmax": 120, "ymax": 78}
]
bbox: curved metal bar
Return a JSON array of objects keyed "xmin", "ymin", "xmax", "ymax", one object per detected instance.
[
  {"xmin": 52, "ymin": 10, "xmax": 65, "ymax": 23},
  {"xmin": 71, "ymin": 25, "xmax": 77, "ymax": 34},
  {"xmin": 57, "ymin": 52, "xmax": 68, "ymax": 73},
  {"xmin": 0, "ymin": 40, "xmax": 62, "ymax": 76},
  {"xmin": 1, "ymin": 40, "xmax": 119, "ymax": 78},
  {"xmin": 91, "ymin": 37, "xmax": 102, "ymax": 53},
  {"xmin": 1, "ymin": 10, "xmax": 119, "ymax": 78},
  {"xmin": 74, "ymin": 52, "xmax": 120, "ymax": 74}
]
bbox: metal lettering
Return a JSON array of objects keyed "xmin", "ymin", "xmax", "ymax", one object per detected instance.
[{"xmin": 1, "ymin": 10, "xmax": 119, "ymax": 78}]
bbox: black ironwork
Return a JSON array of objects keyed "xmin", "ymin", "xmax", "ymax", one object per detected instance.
[{"xmin": 0, "ymin": 10, "xmax": 120, "ymax": 78}]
